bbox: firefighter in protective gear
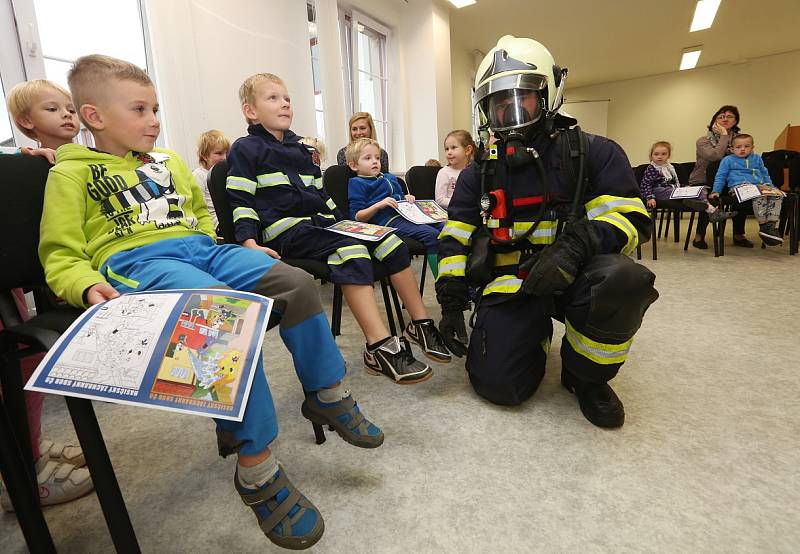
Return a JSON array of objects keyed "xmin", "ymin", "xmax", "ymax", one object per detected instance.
[{"xmin": 436, "ymin": 35, "xmax": 658, "ymax": 428}]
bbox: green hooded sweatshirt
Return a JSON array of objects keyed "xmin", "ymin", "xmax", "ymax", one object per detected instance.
[{"xmin": 39, "ymin": 145, "xmax": 216, "ymax": 307}]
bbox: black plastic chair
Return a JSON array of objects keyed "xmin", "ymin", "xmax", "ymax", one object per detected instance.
[
  {"xmin": 0, "ymin": 155, "xmax": 138, "ymax": 552},
  {"xmin": 405, "ymin": 165, "xmax": 440, "ymax": 201}
]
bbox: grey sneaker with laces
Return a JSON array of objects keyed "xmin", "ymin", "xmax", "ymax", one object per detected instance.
[
  {"xmin": 758, "ymin": 223, "xmax": 784, "ymax": 246},
  {"xmin": 363, "ymin": 336, "xmax": 433, "ymax": 384}
]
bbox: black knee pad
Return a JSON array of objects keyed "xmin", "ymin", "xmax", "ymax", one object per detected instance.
[{"xmin": 564, "ymin": 254, "xmax": 658, "ymax": 342}]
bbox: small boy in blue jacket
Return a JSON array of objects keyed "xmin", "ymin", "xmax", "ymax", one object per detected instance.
[
  {"xmin": 347, "ymin": 138, "xmax": 444, "ymax": 277},
  {"xmin": 710, "ymin": 134, "xmax": 783, "ymax": 246}
]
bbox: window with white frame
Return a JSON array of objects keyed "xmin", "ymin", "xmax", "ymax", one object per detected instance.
[
  {"xmin": 339, "ymin": 12, "xmax": 390, "ymax": 150},
  {"xmin": 0, "ymin": 0, "xmax": 152, "ymax": 147},
  {"xmin": 0, "ymin": 74, "xmax": 14, "ymax": 147},
  {"xmin": 307, "ymin": 1, "xmax": 325, "ymax": 140}
]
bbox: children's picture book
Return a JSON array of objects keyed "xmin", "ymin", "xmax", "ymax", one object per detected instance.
[
  {"xmin": 394, "ymin": 200, "xmax": 448, "ymax": 224},
  {"xmin": 733, "ymin": 184, "xmax": 786, "ymax": 203},
  {"xmin": 25, "ymin": 289, "xmax": 272, "ymax": 421},
  {"xmin": 322, "ymin": 220, "xmax": 396, "ymax": 241},
  {"xmin": 669, "ymin": 185, "xmax": 704, "ymax": 200}
]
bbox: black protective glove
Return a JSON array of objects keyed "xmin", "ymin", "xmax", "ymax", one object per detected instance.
[
  {"xmin": 435, "ymin": 278, "xmax": 470, "ymax": 357},
  {"xmin": 439, "ymin": 309, "xmax": 468, "ymax": 358},
  {"xmin": 520, "ymin": 218, "xmax": 601, "ymax": 297}
]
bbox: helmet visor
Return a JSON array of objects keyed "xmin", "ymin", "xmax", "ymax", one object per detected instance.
[{"xmin": 486, "ymin": 89, "xmax": 543, "ymax": 131}]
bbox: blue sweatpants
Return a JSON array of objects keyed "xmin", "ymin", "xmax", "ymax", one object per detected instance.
[
  {"xmin": 100, "ymin": 235, "xmax": 346, "ymax": 456},
  {"xmin": 390, "ymin": 219, "xmax": 444, "ymax": 253}
]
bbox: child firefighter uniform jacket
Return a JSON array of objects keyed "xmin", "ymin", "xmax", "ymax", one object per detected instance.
[{"xmin": 225, "ymin": 124, "xmax": 343, "ymax": 245}]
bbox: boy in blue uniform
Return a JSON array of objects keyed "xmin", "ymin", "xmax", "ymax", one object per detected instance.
[
  {"xmin": 226, "ymin": 73, "xmax": 451, "ymax": 384},
  {"xmin": 347, "ymin": 137, "xmax": 444, "ymax": 278},
  {"xmin": 710, "ymin": 134, "xmax": 784, "ymax": 246},
  {"xmin": 39, "ymin": 55, "xmax": 382, "ymax": 550}
]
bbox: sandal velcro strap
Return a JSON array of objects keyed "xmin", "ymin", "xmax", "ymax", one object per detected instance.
[
  {"xmin": 258, "ymin": 488, "xmax": 303, "ymax": 536},
  {"xmin": 239, "ymin": 470, "xmax": 290, "ymax": 506}
]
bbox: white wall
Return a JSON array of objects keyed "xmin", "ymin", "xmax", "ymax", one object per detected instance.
[
  {"xmin": 567, "ymin": 50, "xmax": 800, "ymax": 165},
  {"xmin": 144, "ymin": 0, "xmax": 316, "ymax": 165}
]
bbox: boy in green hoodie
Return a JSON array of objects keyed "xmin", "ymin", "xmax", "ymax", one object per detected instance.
[{"xmin": 38, "ymin": 54, "xmax": 382, "ymax": 550}]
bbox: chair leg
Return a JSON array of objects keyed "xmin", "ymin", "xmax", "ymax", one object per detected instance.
[
  {"xmin": 684, "ymin": 212, "xmax": 696, "ymax": 251},
  {"xmin": 657, "ymin": 209, "xmax": 666, "ymax": 238},
  {"xmin": 673, "ymin": 210, "xmax": 681, "ymax": 242},
  {"xmin": 389, "ymin": 283, "xmax": 405, "ymax": 331},
  {"xmin": 664, "ymin": 210, "xmax": 672, "ymax": 238},
  {"xmin": 0, "ymin": 396, "xmax": 56, "ymax": 553},
  {"xmin": 303, "ymin": 390, "xmax": 326, "ymax": 445},
  {"xmin": 0, "ymin": 351, "xmax": 38, "ymax": 498},
  {"xmin": 331, "ymin": 284, "xmax": 343, "ymax": 337},
  {"xmin": 419, "ymin": 255, "xmax": 428, "ymax": 296},
  {"xmin": 651, "ymin": 210, "xmax": 658, "ymax": 260},
  {"xmin": 379, "ymin": 279, "xmax": 398, "ymax": 336},
  {"xmin": 636, "ymin": 243, "xmax": 642, "ymax": 260},
  {"xmin": 713, "ymin": 220, "xmax": 722, "ymax": 257},
  {"xmin": 66, "ymin": 397, "xmax": 140, "ymax": 554}
]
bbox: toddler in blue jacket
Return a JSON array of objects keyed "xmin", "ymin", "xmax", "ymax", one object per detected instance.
[
  {"xmin": 347, "ymin": 138, "xmax": 444, "ymax": 277},
  {"xmin": 710, "ymin": 134, "xmax": 784, "ymax": 246}
]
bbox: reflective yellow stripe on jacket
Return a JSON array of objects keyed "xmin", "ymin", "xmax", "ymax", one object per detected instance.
[
  {"xmin": 262, "ymin": 216, "xmax": 310, "ymax": 242},
  {"xmin": 439, "ymin": 220, "xmax": 476, "ymax": 246},
  {"xmin": 256, "ymin": 172, "xmax": 291, "ymax": 187},
  {"xmin": 482, "ymin": 275, "xmax": 523, "ymax": 296},
  {"xmin": 438, "ymin": 255, "xmax": 467, "ymax": 278},
  {"xmin": 233, "ymin": 207, "xmax": 259, "ymax": 222},
  {"xmin": 564, "ymin": 319, "xmax": 632, "ymax": 365},
  {"xmin": 227, "ymin": 176, "xmax": 257, "ymax": 195},
  {"xmin": 585, "ymin": 195, "xmax": 648, "ymax": 253}
]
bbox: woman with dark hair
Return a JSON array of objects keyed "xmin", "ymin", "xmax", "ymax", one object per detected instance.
[{"xmin": 688, "ymin": 105, "xmax": 751, "ymax": 248}]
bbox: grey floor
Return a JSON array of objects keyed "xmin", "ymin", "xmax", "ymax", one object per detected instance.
[{"xmin": 2, "ymin": 219, "xmax": 799, "ymax": 553}]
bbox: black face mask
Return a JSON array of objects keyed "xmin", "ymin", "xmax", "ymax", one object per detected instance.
[{"xmin": 504, "ymin": 130, "xmax": 536, "ymax": 169}]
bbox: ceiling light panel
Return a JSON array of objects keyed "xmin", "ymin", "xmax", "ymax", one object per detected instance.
[{"xmin": 690, "ymin": 0, "xmax": 721, "ymax": 32}]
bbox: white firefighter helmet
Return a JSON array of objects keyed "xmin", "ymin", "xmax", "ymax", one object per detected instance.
[{"xmin": 474, "ymin": 35, "xmax": 565, "ymax": 133}]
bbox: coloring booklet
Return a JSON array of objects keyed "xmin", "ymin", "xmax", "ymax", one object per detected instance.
[
  {"xmin": 25, "ymin": 289, "xmax": 272, "ymax": 421},
  {"xmin": 669, "ymin": 185, "xmax": 704, "ymax": 199},
  {"xmin": 394, "ymin": 200, "xmax": 448, "ymax": 224},
  {"xmin": 322, "ymin": 220, "xmax": 397, "ymax": 241},
  {"xmin": 733, "ymin": 184, "xmax": 786, "ymax": 203}
]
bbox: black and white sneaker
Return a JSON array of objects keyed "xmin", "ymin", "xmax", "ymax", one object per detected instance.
[
  {"xmin": 364, "ymin": 336, "xmax": 433, "ymax": 384},
  {"xmin": 405, "ymin": 320, "xmax": 452, "ymax": 363},
  {"xmin": 759, "ymin": 223, "xmax": 784, "ymax": 246}
]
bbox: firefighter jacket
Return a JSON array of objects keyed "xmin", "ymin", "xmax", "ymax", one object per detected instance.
[
  {"xmin": 436, "ymin": 131, "xmax": 650, "ymax": 298},
  {"xmin": 226, "ymin": 124, "xmax": 342, "ymax": 244}
]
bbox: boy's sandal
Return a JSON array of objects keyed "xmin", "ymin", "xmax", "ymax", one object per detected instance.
[
  {"xmin": 235, "ymin": 465, "xmax": 324, "ymax": 550},
  {"xmin": 40, "ymin": 438, "xmax": 85, "ymax": 467},
  {"xmin": 301, "ymin": 393, "xmax": 384, "ymax": 449}
]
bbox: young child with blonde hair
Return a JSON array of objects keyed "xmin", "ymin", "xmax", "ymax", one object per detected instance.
[
  {"xmin": 1, "ymin": 79, "xmax": 92, "ymax": 511},
  {"xmin": 192, "ymin": 129, "xmax": 230, "ymax": 228}
]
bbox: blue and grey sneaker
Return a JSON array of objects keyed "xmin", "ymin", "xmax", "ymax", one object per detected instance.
[
  {"xmin": 301, "ymin": 392, "xmax": 384, "ymax": 448},
  {"xmin": 235, "ymin": 464, "xmax": 324, "ymax": 550}
]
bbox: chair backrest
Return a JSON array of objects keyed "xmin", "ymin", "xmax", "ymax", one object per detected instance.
[
  {"xmin": 322, "ymin": 164, "xmax": 355, "ymax": 218},
  {"xmin": 675, "ymin": 162, "xmax": 695, "ymax": 186},
  {"xmin": 0, "ymin": 155, "xmax": 51, "ymax": 291},
  {"xmin": 632, "ymin": 164, "xmax": 648, "ymax": 184},
  {"xmin": 208, "ymin": 160, "xmax": 237, "ymax": 244},
  {"xmin": 789, "ymin": 155, "xmax": 800, "ymax": 190},
  {"xmin": 762, "ymin": 155, "xmax": 785, "ymax": 187},
  {"xmin": 706, "ymin": 160, "xmax": 722, "ymax": 191},
  {"xmin": 405, "ymin": 166, "xmax": 440, "ymax": 199}
]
